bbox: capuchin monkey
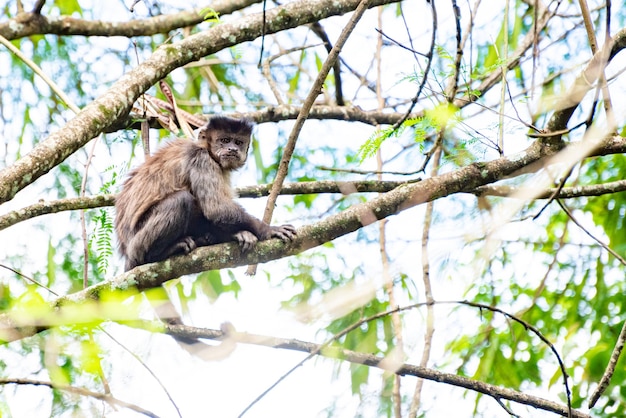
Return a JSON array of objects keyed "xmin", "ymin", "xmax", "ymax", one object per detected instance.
[{"xmin": 115, "ymin": 115, "xmax": 296, "ymax": 271}]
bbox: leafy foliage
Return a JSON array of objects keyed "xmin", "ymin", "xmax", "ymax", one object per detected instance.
[{"xmin": 89, "ymin": 209, "xmax": 114, "ymax": 276}]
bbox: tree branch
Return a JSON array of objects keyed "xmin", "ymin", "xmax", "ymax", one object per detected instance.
[
  {"xmin": 0, "ymin": 139, "xmax": 547, "ymax": 342},
  {"xmin": 0, "ymin": 180, "xmax": 416, "ymax": 231},
  {"xmin": 0, "ymin": 378, "xmax": 158, "ymax": 417},
  {"xmin": 0, "ymin": 1, "xmax": 259, "ymax": 40},
  {"xmin": 5, "ymin": 150, "xmax": 626, "ymax": 233},
  {"xmin": 155, "ymin": 323, "xmax": 588, "ymax": 418},
  {"xmin": 251, "ymin": 0, "xmax": 373, "ymax": 275},
  {"xmin": 105, "ymin": 105, "xmax": 425, "ymax": 132},
  {"xmin": 589, "ymin": 319, "xmax": 626, "ymax": 408},
  {"xmin": 4, "ymin": 135, "xmax": 626, "ymax": 342},
  {"xmin": 472, "ymin": 178, "xmax": 626, "ymax": 199}
]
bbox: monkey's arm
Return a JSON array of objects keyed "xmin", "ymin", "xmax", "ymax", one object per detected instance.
[
  {"xmin": 189, "ymin": 152, "xmax": 296, "ymax": 242},
  {"xmin": 202, "ymin": 195, "xmax": 287, "ymax": 241}
]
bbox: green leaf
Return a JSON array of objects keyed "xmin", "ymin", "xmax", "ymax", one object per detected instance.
[
  {"xmin": 350, "ymin": 363, "xmax": 369, "ymax": 395},
  {"xmin": 200, "ymin": 7, "xmax": 221, "ymax": 22},
  {"xmin": 80, "ymin": 338, "xmax": 104, "ymax": 375},
  {"xmin": 53, "ymin": 0, "xmax": 82, "ymax": 16},
  {"xmin": 585, "ymin": 343, "xmax": 611, "ymax": 381},
  {"xmin": 198, "ymin": 270, "xmax": 232, "ymax": 301},
  {"xmin": 47, "ymin": 238, "xmax": 56, "ymax": 286},
  {"xmin": 89, "ymin": 208, "xmax": 114, "ymax": 277},
  {"xmin": 424, "ymin": 102, "xmax": 459, "ymax": 128}
]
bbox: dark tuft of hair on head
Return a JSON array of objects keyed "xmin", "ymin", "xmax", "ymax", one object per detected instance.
[{"xmin": 207, "ymin": 115, "xmax": 254, "ymax": 135}]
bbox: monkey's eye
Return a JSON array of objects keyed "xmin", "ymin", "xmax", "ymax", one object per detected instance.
[
  {"xmin": 220, "ymin": 137, "xmax": 231, "ymax": 144},
  {"xmin": 235, "ymin": 140, "xmax": 243, "ymax": 146}
]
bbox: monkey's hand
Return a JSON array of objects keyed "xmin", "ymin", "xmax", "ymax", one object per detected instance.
[
  {"xmin": 234, "ymin": 230, "xmax": 258, "ymax": 252},
  {"xmin": 269, "ymin": 224, "xmax": 297, "ymax": 242}
]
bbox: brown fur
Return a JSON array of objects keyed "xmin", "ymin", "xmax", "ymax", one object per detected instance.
[{"xmin": 115, "ymin": 116, "xmax": 296, "ymax": 271}]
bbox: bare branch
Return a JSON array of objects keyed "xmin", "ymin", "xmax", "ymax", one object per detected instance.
[
  {"xmin": 557, "ymin": 200, "xmax": 626, "ymax": 266},
  {"xmin": 154, "ymin": 323, "xmax": 587, "ymax": 417},
  {"xmin": 472, "ymin": 178, "xmax": 626, "ymax": 199},
  {"xmin": 309, "ymin": 22, "xmax": 345, "ymax": 105},
  {"xmin": 0, "ymin": 378, "xmax": 159, "ymax": 417},
  {"xmin": 0, "ymin": 1, "xmax": 260, "ymax": 40},
  {"xmin": 589, "ymin": 320, "xmax": 626, "ymax": 408},
  {"xmin": 105, "ymin": 105, "xmax": 425, "ymax": 132},
  {"xmin": 542, "ymin": 27, "xmax": 626, "ymax": 146},
  {"xmin": 0, "ymin": 180, "xmax": 415, "ymax": 231},
  {"xmin": 6, "ymin": 159, "xmax": 626, "ymax": 233}
]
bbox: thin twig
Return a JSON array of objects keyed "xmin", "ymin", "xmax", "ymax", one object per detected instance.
[
  {"xmin": 457, "ymin": 300, "xmax": 572, "ymax": 418},
  {"xmin": 153, "ymin": 298, "xmax": 584, "ymax": 418},
  {"xmin": 444, "ymin": 0, "xmax": 463, "ymax": 100},
  {"xmin": 261, "ymin": 44, "xmax": 323, "ymax": 105},
  {"xmin": 494, "ymin": 397, "xmax": 521, "ymax": 417},
  {"xmin": 374, "ymin": 8, "xmax": 403, "ymax": 417},
  {"xmin": 32, "ymin": 0, "xmax": 46, "ymax": 14},
  {"xmin": 409, "ymin": 133, "xmax": 441, "ymax": 418},
  {"xmin": 497, "ymin": 0, "xmax": 510, "ymax": 156},
  {"xmin": 79, "ymin": 136, "xmax": 100, "ymax": 288},
  {"xmin": 373, "ymin": 28, "xmax": 429, "ymax": 57},
  {"xmin": 103, "ymin": 329, "xmax": 182, "ymax": 418},
  {"xmin": 589, "ymin": 319, "xmax": 626, "ymax": 408},
  {"xmin": 246, "ymin": 0, "xmax": 374, "ymax": 275},
  {"xmin": 0, "ymin": 264, "xmax": 58, "ymax": 296},
  {"xmin": 0, "ymin": 378, "xmax": 159, "ymax": 417},
  {"xmin": 0, "ymin": 33, "xmax": 80, "ymax": 114},
  {"xmin": 309, "ymin": 22, "xmax": 345, "ymax": 105},
  {"xmin": 390, "ymin": 0, "xmax": 437, "ymax": 131},
  {"xmin": 577, "ymin": 0, "xmax": 614, "ymax": 126},
  {"xmin": 556, "ymin": 200, "xmax": 626, "ymax": 266},
  {"xmin": 532, "ymin": 164, "xmax": 576, "ymax": 220}
]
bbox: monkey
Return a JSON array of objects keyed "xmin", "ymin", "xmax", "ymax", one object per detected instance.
[{"xmin": 115, "ymin": 115, "xmax": 297, "ymax": 271}]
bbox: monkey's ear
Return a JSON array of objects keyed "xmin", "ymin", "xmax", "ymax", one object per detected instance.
[{"xmin": 197, "ymin": 125, "xmax": 210, "ymax": 144}]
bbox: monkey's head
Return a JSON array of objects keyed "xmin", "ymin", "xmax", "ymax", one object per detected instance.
[{"xmin": 199, "ymin": 116, "xmax": 254, "ymax": 171}]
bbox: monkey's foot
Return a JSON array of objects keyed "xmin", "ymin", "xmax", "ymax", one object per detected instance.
[
  {"xmin": 234, "ymin": 230, "xmax": 258, "ymax": 252},
  {"xmin": 171, "ymin": 236, "xmax": 197, "ymax": 255}
]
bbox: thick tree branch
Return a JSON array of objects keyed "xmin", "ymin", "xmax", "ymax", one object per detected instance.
[
  {"xmin": 0, "ymin": 1, "xmax": 259, "ymax": 40},
  {"xmin": 0, "ymin": 139, "xmax": 547, "ymax": 342},
  {"xmin": 5, "ymin": 147, "xmax": 626, "ymax": 232},
  {"xmin": 10, "ymin": 164, "xmax": 626, "ymax": 230},
  {"xmin": 4, "ymin": 136, "xmax": 626, "ymax": 231},
  {"xmin": 4, "ymin": 134, "xmax": 626, "ymax": 343},
  {"xmin": 0, "ymin": 0, "xmax": 402, "ymax": 205}
]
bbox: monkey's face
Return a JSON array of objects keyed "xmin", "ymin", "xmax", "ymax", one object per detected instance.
[{"xmin": 211, "ymin": 132, "xmax": 250, "ymax": 170}]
